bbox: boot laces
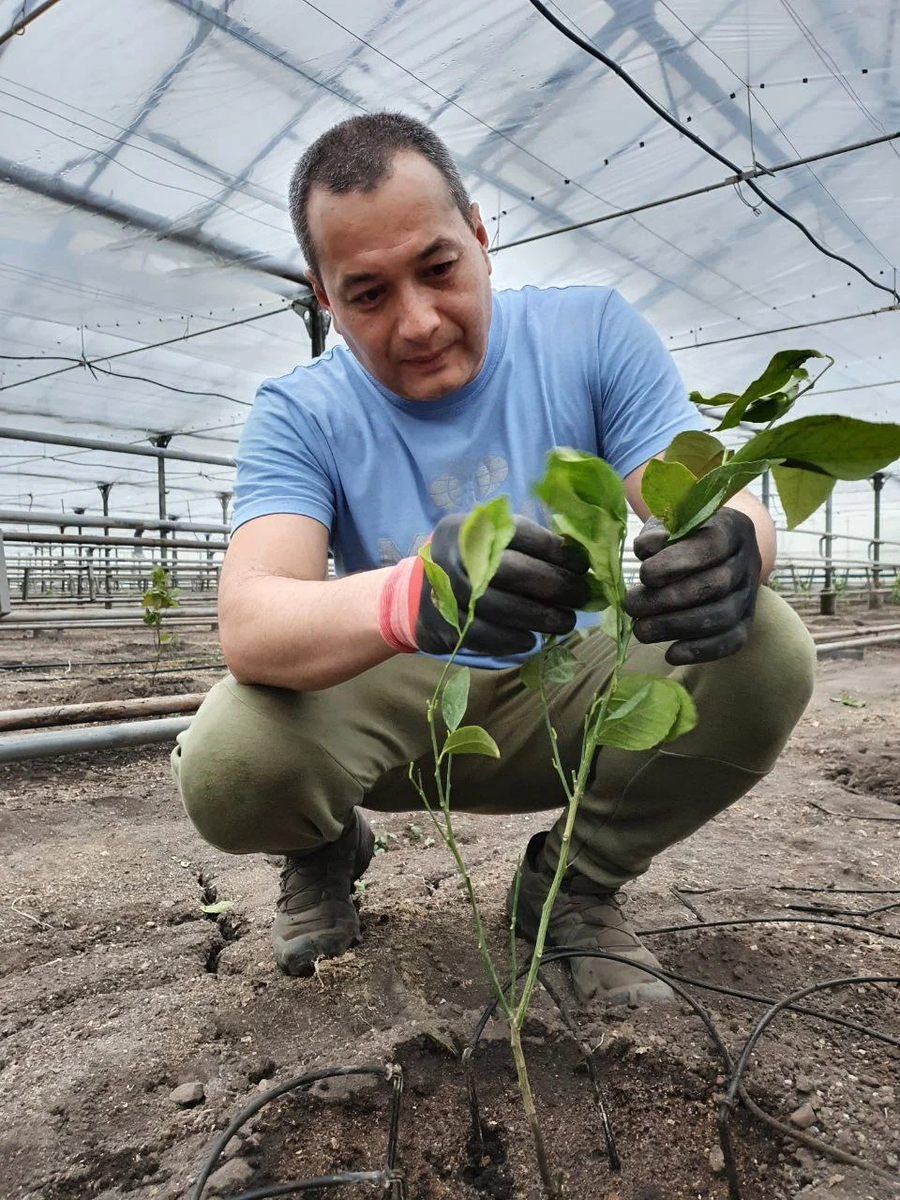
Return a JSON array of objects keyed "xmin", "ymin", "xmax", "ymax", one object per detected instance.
[
  {"xmin": 558, "ymin": 885, "xmax": 641, "ymax": 946},
  {"xmin": 277, "ymin": 854, "xmax": 328, "ymax": 913}
]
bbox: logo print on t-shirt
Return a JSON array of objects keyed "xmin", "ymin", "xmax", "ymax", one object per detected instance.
[{"xmin": 428, "ymin": 454, "xmax": 509, "ymax": 511}]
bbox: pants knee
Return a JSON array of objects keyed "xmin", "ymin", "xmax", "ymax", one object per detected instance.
[
  {"xmin": 172, "ymin": 680, "xmax": 356, "ymax": 855},
  {"xmin": 678, "ymin": 589, "xmax": 816, "ymax": 773},
  {"xmin": 172, "ymin": 731, "xmax": 264, "ymax": 854},
  {"xmin": 749, "ymin": 588, "xmax": 816, "ymax": 720}
]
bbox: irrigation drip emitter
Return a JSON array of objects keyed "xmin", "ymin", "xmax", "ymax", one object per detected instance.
[{"xmin": 197, "ymin": 915, "xmax": 898, "ymax": 1198}]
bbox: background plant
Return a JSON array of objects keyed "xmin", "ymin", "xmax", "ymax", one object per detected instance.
[
  {"xmin": 142, "ymin": 564, "xmax": 179, "ymax": 679},
  {"xmin": 409, "ymin": 350, "xmax": 900, "ymax": 1198}
]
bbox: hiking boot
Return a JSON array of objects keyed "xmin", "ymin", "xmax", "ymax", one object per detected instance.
[
  {"xmin": 272, "ymin": 809, "xmax": 375, "ymax": 976},
  {"xmin": 509, "ymin": 832, "xmax": 675, "ymax": 1007}
]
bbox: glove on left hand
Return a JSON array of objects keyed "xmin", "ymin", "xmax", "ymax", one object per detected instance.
[{"xmin": 623, "ymin": 508, "xmax": 762, "ymax": 665}]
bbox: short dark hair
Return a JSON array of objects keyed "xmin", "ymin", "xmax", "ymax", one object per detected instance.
[{"xmin": 288, "ymin": 112, "xmax": 472, "ymax": 276}]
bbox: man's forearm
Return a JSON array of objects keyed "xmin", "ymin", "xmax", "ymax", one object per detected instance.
[
  {"xmin": 220, "ymin": 568, "xmax": 398, "ymax": 691},
  {"xmin": 725, "ymin": 490, "xmax": 777, "ymax": 580}
]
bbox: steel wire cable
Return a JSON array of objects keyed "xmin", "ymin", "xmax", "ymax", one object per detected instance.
[{"xmin": 526, "ymin": 0, "xmax": 900, "ymax": 303}]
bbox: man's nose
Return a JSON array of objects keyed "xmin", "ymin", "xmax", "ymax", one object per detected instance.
[{"xmin": 396, "ymin": 285, "xmax": 441, "ymax": 343}]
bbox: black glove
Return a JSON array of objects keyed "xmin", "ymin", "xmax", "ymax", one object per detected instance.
[
  {"xmin": 418, "ymin": 513, "xmax": 590, "ymax": 656},
  {"xmin": 623, "ymin": 509, "xmax": 762, "ymax": 665}
]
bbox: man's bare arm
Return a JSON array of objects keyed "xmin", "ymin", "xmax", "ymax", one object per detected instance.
[{"xmin": 219, "ymin": 514, "xmax": 396, "ymax": 691}]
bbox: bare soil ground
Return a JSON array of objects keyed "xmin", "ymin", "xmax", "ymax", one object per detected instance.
[{"xmin": 0, "ymin": 618, "xmax": 898, "ymax": 1200}]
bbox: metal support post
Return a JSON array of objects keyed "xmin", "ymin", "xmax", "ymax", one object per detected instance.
[
  {"xmin": 168, "ymin": 513, "xmax": 179, "ymax": 588},
  {"xmin": 97, "ymin": 483, "xmax": 113, "ymax": 608},
  {"xmin": 295, "ymin": 296, "xmax": 331, "ymax": 357},
  {"xmin": 0, "ymin": 531, "xmax": 10, "ymax": 617},
  {"xmin": 870, "ymin": 472, "xmax": 885, "ymax": 609},
  {"xmin": 820, "ymin": 491, "xmax": 836, "ymax": 615},
  {"xmin": 216, "ymin": 491, "xmax": 232, "ymax": 592},
  {"xmin": 150, "ymin": 434, "xmax": 173, "ymax": 563},
  {"xmin": 217, "ymin": 491, "xmax": 232, "ymax": 527},
  {"xmin": 72, "ymin": 507, "xmax": 86, "ymax": 597}
]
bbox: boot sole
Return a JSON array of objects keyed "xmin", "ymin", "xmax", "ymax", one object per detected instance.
[{"xmin": 272, "ymin": 923, "xmax": 362, "ymax": 977}]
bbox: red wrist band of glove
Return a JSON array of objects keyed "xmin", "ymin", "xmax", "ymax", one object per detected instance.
[{"xmin": 377, "ymin": 555, "xmax": 424, "ymax": 653}]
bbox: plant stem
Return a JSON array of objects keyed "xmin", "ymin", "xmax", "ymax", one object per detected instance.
[
  {"xmin": 509, "ymin": 1023, "xmax": 558, "ymax": 1198},
  {"xmin": 515, "ymin": 601, "xmax": 630, "ymax": 1028}
]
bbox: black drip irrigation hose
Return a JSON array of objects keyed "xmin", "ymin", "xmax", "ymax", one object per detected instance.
[
  {"xmin": 466, "ymin": 948, "xmax": 898, "ymax": 1199},
  {"xmin": 536, "ymin": 967, "xmax": 620, "ymax": 1171},
  {"xmin": 190, "ymin": 1064, "xmax": 406, "ymax": 1199},
  {"xmin": 638, "ymin": 914, "xmax": 900, "ymax": 941},
  {"xmin": 720, "ymin": 975, "xmax": 900, "ymax": 1197},
  {"xmin": 198, "ymin": 917, "xmax": 899, "ymax": 1198},
  {"xmin": 466, "ymin": 949, "xmax": 740, "ymax": 1187}
]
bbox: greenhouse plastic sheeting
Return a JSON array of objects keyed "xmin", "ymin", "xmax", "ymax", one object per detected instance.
[{"xmin": 0, "ymin": 0, "xmax": 898, "ymax": 532}]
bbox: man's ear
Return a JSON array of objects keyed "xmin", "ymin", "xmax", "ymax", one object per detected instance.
[
  {"xmin": 470, "ymin": 202, "xmax": 492, "ymax": 275},
  {"xmin": 305, "ymin": 269, "xmax": 340, "ymax": 334}
]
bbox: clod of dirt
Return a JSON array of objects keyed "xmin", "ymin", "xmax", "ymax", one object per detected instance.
[
  {"xmin": 825, "ymin": 742, "xmax": 900, "ymax": 801},
  {"xmin": 789, "ymin": 1102, "xmax": 817, "ymax": 1129},
  {"xmin": 169, "ymin": 1081, "xmax": 204, "ymax": 1107},
  {"xmin": 206, "ymin": 1156, "xmax": 254, "ymax": 1196}
]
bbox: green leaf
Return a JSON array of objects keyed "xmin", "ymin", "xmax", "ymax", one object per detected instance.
[
  {"xmin": 541, "ymin": 644, "xmax": 582, "ymax": 684},
  {"xmin": 418, "ymin": 543, "xmax": 461, "ymax": 633},
  {"xmin": 599, "ymin": 606, "xmax": 620, "ymax": 639},
  {"xmin": 440, "ymin": 725, "xmax": 501, "ymax": 760},
  {"xmin": 536, "ymin": 446, "xmax": 627, "ymax": 525},
  {"xmin": 663, "ymin": 431, "xmax": 727, "ymax": 477},
  {"xmin": 519, "ymin": 653, "xmax": 543, "ymax": 691},
  {"xmin": 641, "ymin": 459, "xmax": 698, "ymax": 529},
  {"xmin": 666, "ymin": 681, "xmax": 700, "ymax": 740},
  {"xmin": 667, "ymin": 459, "xmax": 771, "ymax": 540},
  {"xmin": 771, "ymin": 465, "xmax": 836, "ymax": 528},
  {"xmin": 733, "ymin": 415, "xmax": 900, "ymax": 480},
  {"xmin": 441, "ymin": 667, "xmax": 470, "ymax": 732},
  {"xmin": 689, "ymin": 388, "xmax": 739, "ymax": 410},
  {"xmin": 458, "ymin": 496, "xmax": 516, "ymax": 601},
  {"xmin": 201, "ymin": 900, "xmax": 234, "ymax": 914},
  {"xmin": 533, "ymin": 448, "xmax": 627, "ymax": 610},
  {"xmin": 830, "ymin": 692, "xmax": 866, "ymax": 709},
  {"xmin": 581, "ymin": 571, "xmax": 608, "ymax": 613},
  {"xmin": 519, "ymin": 645, "xmax": 582, "ymax": 691},
  {"xmin": 696, "ymin": 350, "xmax": 828, "ymax": 431},
  {"xmin": 592, "ymin": 675, "xmax": 697, "ymax": 750}
]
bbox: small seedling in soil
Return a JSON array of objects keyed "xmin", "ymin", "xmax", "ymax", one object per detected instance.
[
  {"xmin": 405, "ymin": 822, "xmax": 424, "ymax": 842},
  {"xmin": 830, "ymin": 692, "xmax": 866, "ymax": 708},
  {"xmin": 142, "ymin": 564, "xmax": 179, "ymax": 679},
  {"xmin": 409, "ymin": 350, "xmax": 900, "ymax": 1198},
  {"xmin": 373, "ymin": 831, "xmax": 397, "ymax": 855}
]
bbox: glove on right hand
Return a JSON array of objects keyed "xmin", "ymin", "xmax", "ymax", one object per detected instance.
[{"xmin": 378, "ymin": 513, "xmax": 590, "ymax": 657}]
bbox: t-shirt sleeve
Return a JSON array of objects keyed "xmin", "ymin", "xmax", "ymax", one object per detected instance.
[
  {"xmin": 595, "ymin": 289, "xmax": 706, "ymax": 478},
  {"xmin": 231, "ymin": 377, "xmax": 336, "ymax": 535}
]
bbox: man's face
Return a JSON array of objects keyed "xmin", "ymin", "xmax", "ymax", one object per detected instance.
[{"xmin": 305, "ymin": 152, "xmax": 493, "ymax": 401}]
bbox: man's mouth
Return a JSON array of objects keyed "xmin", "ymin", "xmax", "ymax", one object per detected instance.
[{"xmin": 404, "ymin": 345, "xmax": 452, "ymax": 368}]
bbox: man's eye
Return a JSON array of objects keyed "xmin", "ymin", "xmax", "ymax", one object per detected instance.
[
  {"xmin": 428, "ymin": 260, "xmax": 454, "ymax": 277},
  {"xmin": 352, "ymin": 287, "xmax": 383, "ymax": 306}
]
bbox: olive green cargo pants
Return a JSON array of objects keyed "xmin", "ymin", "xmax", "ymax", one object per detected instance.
[{"xmin": 172, "ymin": 589, "xmax": 816, "ymax": 890}]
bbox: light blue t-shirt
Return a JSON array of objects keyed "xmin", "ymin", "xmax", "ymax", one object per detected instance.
[{"xmin": 234, "ymin": 285, "xmax": 705, "ymax": 669}]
